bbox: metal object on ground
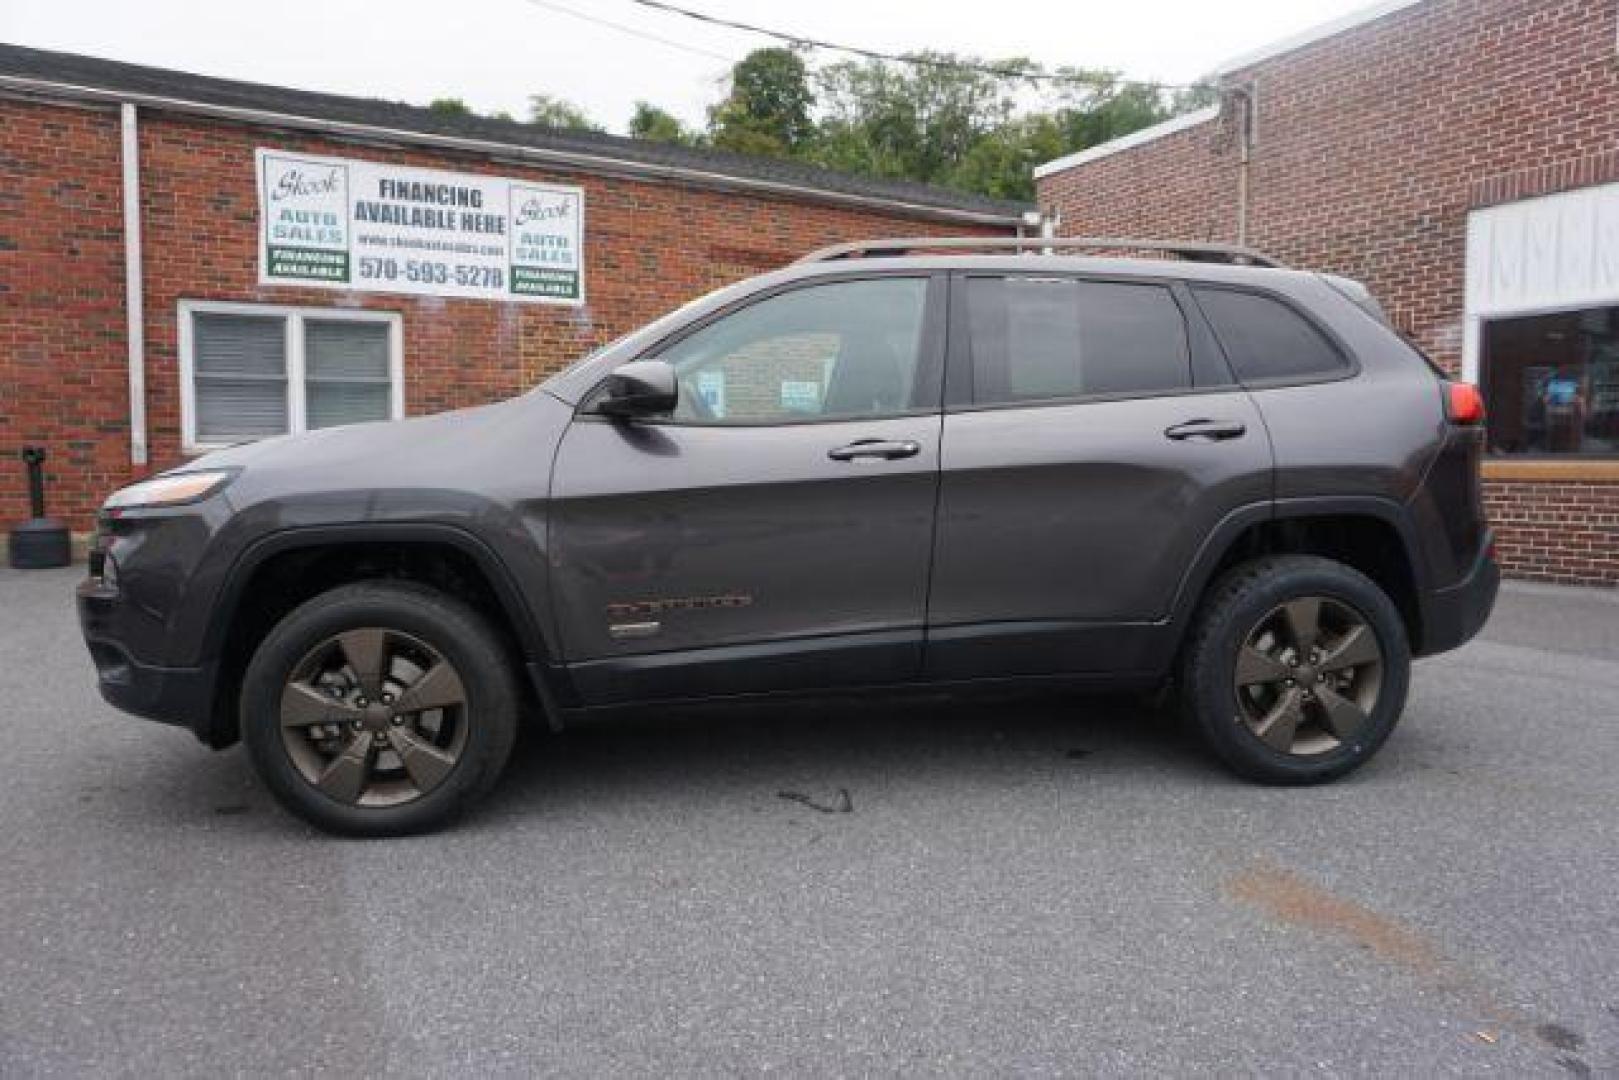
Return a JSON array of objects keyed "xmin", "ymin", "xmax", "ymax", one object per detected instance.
[{"xmin": 8, "ymin": 447, "xmax": 71, "ymax": 570}]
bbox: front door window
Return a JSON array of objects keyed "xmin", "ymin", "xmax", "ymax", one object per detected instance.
[{"xmin": 659, "ymin": 277, "xmax": 931, "ymax": 423}]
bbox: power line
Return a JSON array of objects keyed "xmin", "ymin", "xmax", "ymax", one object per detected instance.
[
  {"xmin": 618, "ymin": 0, "xmax": 1203, "ymax": 91},
  {"xmin": 519, "ymin": 0, "xmax": 737, "ymax": 64}
]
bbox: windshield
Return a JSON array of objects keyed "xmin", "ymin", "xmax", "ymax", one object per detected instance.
[{"xmin": 540, "ymin": 276, "xmax": 771, "ymax": 391}]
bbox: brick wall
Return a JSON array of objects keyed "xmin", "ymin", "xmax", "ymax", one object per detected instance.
[
  {"xmin": 1038, "ymin": 0, "xmax": 1619, "ymax": 586},
  {"xmin": 1484, "ymin": 480, "xmax": 1619, "ymax": 585},
  {"xmin": 0, "ymin": 98, "xmax": 1004, "ymax": 533},
  {"xmin": 0, "ymin": 101, "xmax": 130, "ymax": 530}
]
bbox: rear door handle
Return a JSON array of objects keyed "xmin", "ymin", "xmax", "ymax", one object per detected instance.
[
  {"xmin": 1164, "ymin": 419, "xmax": 1247, "ymax": 441},
  {"xmin": 828, "ymin": 438, "xmax": 921, "ymax": 461}
]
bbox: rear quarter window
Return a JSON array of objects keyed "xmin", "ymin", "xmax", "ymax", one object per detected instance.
[{"xmin": 1193, "ymin": 287, "xmax": 1348, "ymax": 383}]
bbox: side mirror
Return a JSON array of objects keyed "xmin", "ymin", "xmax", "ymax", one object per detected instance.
[{"xmin": 595, "ymin": 360, "xmax": 677, "ymax": 419}]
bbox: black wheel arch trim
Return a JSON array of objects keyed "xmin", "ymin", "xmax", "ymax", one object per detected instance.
[
  {"xmin": 1166, "ymin": 495, "xmax": 1436, "ymax": 655},
  {"xmin": 203, "ymin": 522, "xmax": 577, "ymax": 711}
]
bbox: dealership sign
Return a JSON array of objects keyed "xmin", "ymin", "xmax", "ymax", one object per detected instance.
[{"xmin": 255, "ymin": 149, "xmax": 584, "ymax": 303}]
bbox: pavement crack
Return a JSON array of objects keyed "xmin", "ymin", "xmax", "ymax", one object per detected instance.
[
  {"xmin": 777, "ymin": 788, "xmax": 853, "ymax": 814},
  {"xmin": 1536, "ymin": 1023, "xmax": 1584, "ymax": 1052},
  {"xmin": 1554, "ymin": 1055, "xmax": 1592, "ymax": 1078}
]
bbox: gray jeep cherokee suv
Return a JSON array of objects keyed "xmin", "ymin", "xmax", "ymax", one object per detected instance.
[{"xmin": 78, "ymin": 237, "xmax": 1499, "ymax": 835}]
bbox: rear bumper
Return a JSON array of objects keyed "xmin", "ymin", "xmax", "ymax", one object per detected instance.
[
  {"xmin": 1418, "ymin": 533, "xmax": 1500, "ymax": 657},
  {"xmin": 77, "ymin": 579, "xmax": 220, "ymax": 743}
]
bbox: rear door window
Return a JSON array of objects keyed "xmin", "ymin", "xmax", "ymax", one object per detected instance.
[
  {"xmin": 1193, "ymin": 287, "xmax": 1348, "ymax": 383},
  {"xmin": 967, "ymin": 276, "xmax": 1191, "ymax": 404}
]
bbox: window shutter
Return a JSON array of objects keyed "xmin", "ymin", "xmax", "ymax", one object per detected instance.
[
  {"xmin": 193, "ymin": 314, "xmax": 288, "ymax": 444},
  {"xmin": 305, "ymin": 320, "xmax": 394, "ymax": 430}
]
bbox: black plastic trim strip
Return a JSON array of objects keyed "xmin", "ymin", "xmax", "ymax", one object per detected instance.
[{"xmin": 208, "ymin": 522, "xmax": 573, "ymax": 706}]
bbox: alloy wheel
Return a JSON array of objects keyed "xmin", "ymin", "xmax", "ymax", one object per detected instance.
[
  {"xmin": 278, "ymin": 627, "xmax": 469, "ymax": 807},
  {"xmin": 1233, "ymin": 596, "xmax": 1384, "ymax": 757}
]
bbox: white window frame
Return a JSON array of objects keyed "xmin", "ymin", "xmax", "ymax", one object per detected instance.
[{"xmin": 178, "ymin": 300, "xmax": 404, "ymax": 453}]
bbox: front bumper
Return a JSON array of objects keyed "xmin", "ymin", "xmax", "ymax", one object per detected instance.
[
  {"xmin": 1418, "ymin": 532, "xmax": 1500, "ymax": 657},
  {"xmin": 77, "ymin": 578, "xmax": 220, "ymax": 742}
]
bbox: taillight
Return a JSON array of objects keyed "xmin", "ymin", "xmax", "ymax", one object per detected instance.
[{"xmin": 1445, "ymin": 382, "xmax": 1485, "ymax": 425}]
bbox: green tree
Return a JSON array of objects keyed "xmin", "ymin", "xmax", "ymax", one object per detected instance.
[
  {"xmin": 629, "ymin": 102, "xmax": 697, "ymax": 145},
  {"xmin": 708, "ymin": 48, "xmax": 815, "ymax": 157},
  {"xmin": 433, "ymin": 56, "xmax": 1203, "ymax": 199},
  {"xmin": 802, "ymin": 56, "xmax": 1206, "ymax": 200},
  {"xmin": 807, "ymin": 53, "xmax": 1026, "ymax": 186},
  {"xmin": 427, "ymin": 98, "xmax": 513, "ymax": 122},
  {"xmin": 1045, "ymin": 74, "xmax": 1176, "ymax": 151},
  {"xmin": 527, "ymin": 94, "xmax": 602, "ymax": 132},
  {"xmin": 945, "ymin": 115, "xmax": 1067, "ymax": 201}
]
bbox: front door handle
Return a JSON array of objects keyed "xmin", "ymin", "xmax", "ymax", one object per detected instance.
[
  {"xmin": 1164, "ymin": 419, "xmax": 1247, "ymax": 442},
  {"xmin": 828, "ymin": 438, "xmax": 921, "ymax": 462}
]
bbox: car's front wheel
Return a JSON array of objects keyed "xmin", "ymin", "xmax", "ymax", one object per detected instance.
[
  {"xmin": 1180, "ymin": 555, "xmax": 1410, "ymax": 784},
  {"xmin": 241, "ymin": 581, "xmax": 520, "ymax": 836}
]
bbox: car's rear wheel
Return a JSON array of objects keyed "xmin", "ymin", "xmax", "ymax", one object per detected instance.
[
  {"xmin": 1180, "ymin": 555, "xmax": 1410, "ymax": 784},
  {"xmin": 241, "ymin": 581, "xmax": 519, "ymax": 836}
]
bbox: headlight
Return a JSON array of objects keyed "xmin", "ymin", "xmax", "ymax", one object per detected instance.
[{"xmin": 103, "ymin": 469, "xmax": 237, "ymax": 511}]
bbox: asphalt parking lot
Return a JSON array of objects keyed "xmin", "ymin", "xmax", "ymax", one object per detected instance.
[{"xmin": 2, "ymin": 566, "xmax": 1617, "ymax": 1076}]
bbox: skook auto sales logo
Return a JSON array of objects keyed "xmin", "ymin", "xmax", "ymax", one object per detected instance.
[{"xmin": 271, "ymin": 166, "xmax": 344, "ymax": 203}]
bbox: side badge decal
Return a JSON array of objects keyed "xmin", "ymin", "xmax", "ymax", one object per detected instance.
[{"xmin": 605, "ymin": 593, "xmax": 753, "ymax": 640}]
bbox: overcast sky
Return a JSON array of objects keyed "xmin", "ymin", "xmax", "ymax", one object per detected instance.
[{"xmin": 3, "ymin": 0, "xmax": 1373, "ymax": 133}]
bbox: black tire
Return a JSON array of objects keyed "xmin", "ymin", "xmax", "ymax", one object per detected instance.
[
  {"xmin": 1179, "ymin": 555, "xmax": 1410, "ymax": 784},
  {"xmin": 241, "ymin": 581, "xmax": 520, "ymax": 836}
]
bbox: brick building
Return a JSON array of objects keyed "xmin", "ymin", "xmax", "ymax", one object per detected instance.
[
  {"xmin": 1037, "ymin": 0, "xmax": 1619, "ymax": 586},
  {"xmin": 0, "ymin": 45, "xmax": 1023, "ymax": 540}
]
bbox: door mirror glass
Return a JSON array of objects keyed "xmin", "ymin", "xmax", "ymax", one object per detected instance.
[{"xmin": 596, "ymin": 360, "xmax": 678, "ymax": 418}]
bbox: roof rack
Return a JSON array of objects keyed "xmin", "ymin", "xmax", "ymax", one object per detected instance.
[{"xmin": 794, "ymin": 236, "xmax": 1286, "ymax": 268}]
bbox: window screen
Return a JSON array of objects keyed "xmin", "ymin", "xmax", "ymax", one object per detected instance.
[
  {"xmin": 184, "ymin": 306, "xmax": 400, "ymax": 448},
  {"xmin": 192, "ymin": 313, "xmax": 288, "ymax": 444},
  {"xmin": 967, "ymin": 277, "xmax": 1190, "ymax": 404},
  {"xmin": 1194, "ymin": 287, "xmax": 1348, "ymax": 382},
  {"xmin": 306, "ymin": 320, "xmax": 393, "ymax": 430}
]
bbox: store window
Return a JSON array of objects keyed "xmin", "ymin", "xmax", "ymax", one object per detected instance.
[
  {"xmin": 1481, "ymin": 306, "xmax": 1619, "ymax": 457},
  {"xmin": 179, "ymin": 302, "xmax": 402, "ymax": 450}
]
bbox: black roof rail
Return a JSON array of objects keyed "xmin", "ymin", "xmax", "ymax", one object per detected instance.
[{"xmin": 794, "ymin": 236, "xmax": 1286, "ymax": 269}]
